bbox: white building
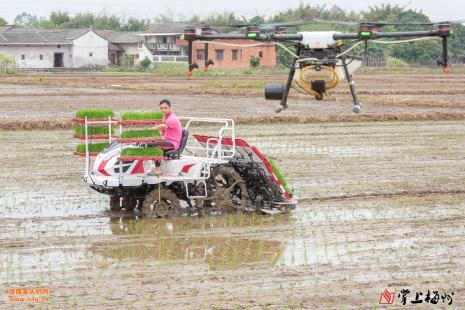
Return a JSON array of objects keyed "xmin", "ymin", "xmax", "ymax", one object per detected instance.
[
  {"xmin": 139, "ymin": 23, "xmax": 191, "ymax": 63},
  {"xmin": 0, "ymin": 26, "xmax": 108, "ymax": 69},
  {"xmin": 97, "ymin": 30, "xmax": 142, "ymax": 66}
]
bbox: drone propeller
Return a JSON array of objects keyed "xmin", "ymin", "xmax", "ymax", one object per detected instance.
[
  {"xmin": 309, "ymin": 18, "xmax": 465, "ymax": 27},
  {"xmin": 225, "ymin": 20, "xmax": 310, "ymax": 31}
]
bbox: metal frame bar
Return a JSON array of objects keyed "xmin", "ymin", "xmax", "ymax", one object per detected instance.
[{"xmin": 82, "ymin": 118, "xmax": 118, "ymax": 178}]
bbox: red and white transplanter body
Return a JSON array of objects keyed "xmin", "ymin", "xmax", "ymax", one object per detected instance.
[{"xmin": 82, "ymin": 117, "xmax": 296, "ymax": 216}]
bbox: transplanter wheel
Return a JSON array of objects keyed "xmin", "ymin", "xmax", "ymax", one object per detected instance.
[
  {"xmin": 110, "ymin": 195, "xmax": 121, "ymax": 211},
  {"xmin": 196, "ymin": 166, "xmax": 249, "ymax": 214},
  {"xmin": 122, "ymin": 195, "xmax": 138, "ymax": 211},
  {"xmin": 141, "ymin": 187, "xmax": 181, "ymax": 218}
]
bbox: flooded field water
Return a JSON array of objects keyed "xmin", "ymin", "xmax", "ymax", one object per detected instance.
[{"xmin": 1, "ymin": 121, "xmax": 464, "ymax": 308}]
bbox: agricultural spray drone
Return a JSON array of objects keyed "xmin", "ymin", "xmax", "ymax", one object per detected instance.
[{"xmin": 183, "ymin": 20, "xmax": 458, "ymax": 113}]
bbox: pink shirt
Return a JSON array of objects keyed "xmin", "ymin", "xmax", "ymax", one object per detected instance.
[{"xmin": 161, "ymin": 112, "xmax": 182, "ymax": 150}]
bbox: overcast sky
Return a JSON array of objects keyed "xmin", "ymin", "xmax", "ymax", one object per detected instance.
[{"xmin": 2, "ymin": 0, "xmax": 464, "ymax": 23}]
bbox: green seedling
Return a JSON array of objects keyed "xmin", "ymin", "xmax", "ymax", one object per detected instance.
[
  {"xmin": 121, "ymin": 147, "xmax": 164, "ymax": 157},
  {"xmin": 120, "ymin": 111, "xmax": 163, "ymax": 120},
  {"xmin": 74, "ymin": 126, "xmax": 114, "ymax": 136},
  {"xmin": 75, "ymin": 109, "xmax": 114, "ymax": 119},
  {"xmin": 120, "ymin": 129, "xmax": 161, "ymax": 139},
  {"xmin": 76, "ymin": 143, "xmax": 109, "ymax": 154},
  {"xmin": 266, "ymin": 156, "xmax": 294, "ymax": 195}
]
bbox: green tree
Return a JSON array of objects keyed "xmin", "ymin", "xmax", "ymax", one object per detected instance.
[
  {"xmin": 14, "ymin": 12, "xmax": 38, "ymax": 26},
  {"xmin": 248, "ymin": 15, "xmax": 266, "ymax": 25},
  {"xmin": 62, "ymin": 12, "xmax": 95, "ymax": 28},
  {"xmin": 192, "ymin": 11, "xmax": 241, "ymax": 26},
  {"xmin": 50, "ymin": 11, "xmax": 70, "ymax": 25},
  {"xmin": 361, "ymin": 4, "xmax": 405, "ymax": 22},
  {"xmin": 449, "ymin": 24, "xmax": 465, "ymax": 60},
  {"xmin": 122, "ymin": 17, "xmax": 149, "ymax": 31},
  {"xmin": 0, "ymin": 17, "xmax": 7, "ymax": 26}
]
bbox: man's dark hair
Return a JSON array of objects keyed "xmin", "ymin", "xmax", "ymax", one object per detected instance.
[{"xmin": 159, "ymin": 99, "xmax": 171, "ymax": 107}]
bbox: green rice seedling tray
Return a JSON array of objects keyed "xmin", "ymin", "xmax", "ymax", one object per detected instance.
[
  {"xmin": 266, "ymin": 156, "xmax": 294, "ymax": 195},
  {"xmin": 74, "ymin": 125, "xmax": 116, "ymax": 139},
  {"xmin": 74, "ymin": 109, "xmax": 115, "ymax": 122},
  {"xmin": 120, "ymin": 147, "xmax": 164, "ymax": 160},
  {"xmin": 119, "ymin": 129, "xmax": 162, "ymax": 142},
  {"xmin": 120, "ymin": 111, "xmax": 163, "ymax": 125},
  {"xmin": 74, "ymin": 143, "xmax": 109, "ymax": 156}
]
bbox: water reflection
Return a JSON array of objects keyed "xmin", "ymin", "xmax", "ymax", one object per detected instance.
[{"xmin": 90, "ymin": 213, "xmax": 292, "ymax": 270}]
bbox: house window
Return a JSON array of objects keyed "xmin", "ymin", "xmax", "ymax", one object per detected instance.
[
  {"xmin": 258, "ymin": 51, "xmax": 263, "ymax": 58},
  {"xmin": 232, "ymin": 49, "xmax": 238, "ymax": 61},
  {"xmin": 197, "ymin": 49, "xmax": 205, "ymax": 60},
  {"xmin": 21, "ymin": 54, "xmax": 25, "ymax": 60},
  {"xmin": 215, "ymin": 49, "xmax": 224, "ymax": 61},
  {"xmin": 57, "ymin": 45, "xmax": 61, "ymax": 48},
  {"xmin": 89, "ymin": 52, "xmax": 93, "ymax": 57},
  {"xmin": 136, "ymin": 54, "xmax": 139, "ymax": 59},
  {"xmin": 39, "ymin": 54, "xmax": 43, "ymax": 60}
]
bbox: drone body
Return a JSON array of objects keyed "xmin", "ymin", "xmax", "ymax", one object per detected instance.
[
  {"xmin": 266, "ymin": 31, "xmax": 362, "ymax": 109},
  {"xmin": 183, "ymin": 21, "xmax": 453, "ymax": 113}
]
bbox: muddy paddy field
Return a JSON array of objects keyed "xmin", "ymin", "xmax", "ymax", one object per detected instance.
[{"xmin": 1, "ymin": 72, "xmax": 465, "ymax": 309}]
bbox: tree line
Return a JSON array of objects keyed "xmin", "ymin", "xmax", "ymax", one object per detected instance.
[{"xmin": 1, "ymin": 4, "xmax": 464, "ymax": 64}]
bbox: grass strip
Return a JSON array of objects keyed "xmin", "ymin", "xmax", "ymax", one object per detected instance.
[
  {"xmin": 266, "ymin": 156, "xmax": 294, "ymax": 195},
  {"xmin": 75, "ymin": 109, "xmax": 114, "ymax": 119},
  {"xmin": 121, "ymin": 147, "xmax": 164, "ymax": 157},
  {"xmin": 120, "ymin": 111, "xmax": 163, "ymax": 120},
  {"xmin": 120, "ymin": 129, "xmax": 161, "ymax": 139},
  {"xmin": 76, "ymin": 143, "xmax": 109, "ymax": 154},
  {"xmin": 74, "ymin": 126, "xmax": 114, "ymax": 136}
]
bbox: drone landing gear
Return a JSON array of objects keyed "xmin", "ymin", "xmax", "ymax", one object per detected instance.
[
  {"xmin": 340, "ymin": 55, "xmax": 362, "ymax": 113},
  {"xmin": 269, "ymin": 45, "xmax": 302, "ymax": 113}
]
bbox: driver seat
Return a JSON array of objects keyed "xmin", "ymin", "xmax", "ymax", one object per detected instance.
[{"xmin": 164, "ymin": 129, "xmax": 189, "ymax": 159}]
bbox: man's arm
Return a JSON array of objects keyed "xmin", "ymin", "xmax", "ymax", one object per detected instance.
[{"xmin": 152, "ymin": 124, "xmax": 167, "ymax": 130}]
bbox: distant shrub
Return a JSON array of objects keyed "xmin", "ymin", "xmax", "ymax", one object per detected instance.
[
  {"xmin": 0, "ymin": 54, "xmax": 14, "ymax": 64},
  {"xmin": 250, "ymin": 55, "xmax": 261, "ymax": 68},
  {"xmin": 0, "ymin": 54, "xmax": 15, "ymax": 74},
  {"xmin": 120, "ymin": 54, "xmax": 135, "ymax": 67},
  {"xmin": 386, "ymin": 57, "xmax": 409, "ymax": 67},
  {"xmin": 139, "ymin": 56, "xmax": 152, "ymax": 70}
]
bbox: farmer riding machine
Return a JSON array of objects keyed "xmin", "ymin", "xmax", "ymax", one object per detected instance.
[{"xmin": 73, "ymin": 110, "xmax": 295, "ymax": 217}]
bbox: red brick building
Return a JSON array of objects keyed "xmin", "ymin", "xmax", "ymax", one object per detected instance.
[
  {"xmin": 141, "ymin": 24, "xmax": 276, "ymax": 69},
  {"xmin": 188, "ymin": 39, "xmax": 276, "ymax": 69}
]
